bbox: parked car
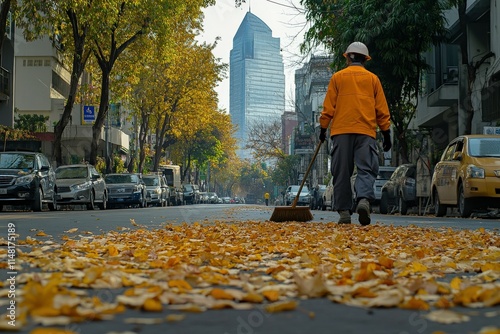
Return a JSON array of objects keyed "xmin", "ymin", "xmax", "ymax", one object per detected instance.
[
  {"xmin": 221, "ymin": 196, "xmax": 231, "ymax": 204},
  {"xmin": 143, "ymin": 174, "xmax": 168, "ymax": 207},
  {"xmin": 55, "ymin": 164, "xmax": 107, "ymax": 210},
  {"xmin": 350, "ymin": 166, "xmax": 396, "ymax": 206},
  {"xmin": 207, "ymin": 192, "xmax": 219, "ymax": 204},
  {"xmin": 105, "ymin": 173, "xmax": 147, "ymax": 208},
  {"xmin": 198, "ymin": 191, "xmax": 209, "ymax": 203},
  {"xmin": 284, "ymin": 185, "xmax": 310, "ymax": 206},
  {"xmin": 431, "ymin": 134, "xmax": 500, "ymax": 218},
  {"xmin": 309, "ymin": 184, "xmax": 327, "ymax": 210},
  {"xmin": 379, "ymin": 164, "xmax": 417, "ymax": 215},
  {"xmin": 0, "ymin": 151, "xmax": 57, "ymax": 212},
  {"xmin": 173, "ymin": 187, "xmax": 184, "ymax": 206},
  {"xmin": 183, "ymin": 184, "xmax": 199, "ymax": 204},
  {"xmin": 374, "ymin": 166, "xmax": 397, "ymax": 203},
  {"xmin": 322, "ymin": 178, "xmax": 334, "ymax": 211}
]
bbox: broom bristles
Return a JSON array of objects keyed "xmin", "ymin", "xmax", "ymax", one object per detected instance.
[{"xmin": 269, "ymin": 206, "xmax": 314, "ymax": 222}]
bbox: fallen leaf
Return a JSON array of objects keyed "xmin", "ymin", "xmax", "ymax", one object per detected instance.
[
  {"xmin": 265, "ymin": 300, "xmax": 298, "ymax": 313},
  {"xmin": 424, "ymin": 309, "xmax": 471, "ymax": 324}
]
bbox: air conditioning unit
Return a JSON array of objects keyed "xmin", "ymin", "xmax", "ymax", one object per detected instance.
[{"xmin": 445, "ymin": 66, "xmax": 458, "ymax": 83}]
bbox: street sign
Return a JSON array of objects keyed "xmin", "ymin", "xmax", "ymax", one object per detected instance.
[{"xmin": 83, "ymin": 105, "xmax": 95, "ymax": 124}]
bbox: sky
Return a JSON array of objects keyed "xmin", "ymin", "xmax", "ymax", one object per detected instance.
[{"xmin": 198, "ymin": 0, "xmax": 309, "ymax": 111}]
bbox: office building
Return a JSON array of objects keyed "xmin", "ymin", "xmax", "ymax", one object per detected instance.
[{"xmin": 229, "ymin": 11, "xmax": 285, "ymax": 159}]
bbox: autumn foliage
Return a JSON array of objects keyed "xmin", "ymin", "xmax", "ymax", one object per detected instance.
[{"xmin": 0, "ymin": 217, "xmax": 499, "ymax": 330}]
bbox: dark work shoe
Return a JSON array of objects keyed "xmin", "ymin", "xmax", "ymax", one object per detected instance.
[
  {"xmin": 356, "ymin": 199, "xmax": 371, "ymax": 226},
  {"xmin": 338, "ymin": 210, "xmax": 351, "ymax": 224}
]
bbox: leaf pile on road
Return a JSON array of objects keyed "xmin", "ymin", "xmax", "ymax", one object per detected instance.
[{"xmin": 1, "ymin": 221, "xmax": 499, "ymax": 331}]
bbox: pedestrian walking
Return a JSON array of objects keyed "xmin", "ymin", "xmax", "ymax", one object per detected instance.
[
  {"xmin": 319, "ymin": 41, "xmax": 392, "ymax": 225},
  {"xmin": 264, "ymin": 192, "xmax": 270, "ymax": 206}
]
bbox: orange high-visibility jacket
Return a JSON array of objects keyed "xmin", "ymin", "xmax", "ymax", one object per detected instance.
[{"xmin": 319, "ymin": 65, "xmax": 391, "ymax": 138}]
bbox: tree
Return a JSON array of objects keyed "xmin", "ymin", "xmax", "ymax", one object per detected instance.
[
  {"xmin": 245, "ymin": 118, "xmax": 285, "ymax": 162},
  {"xmin": 17, "ymin": 0, "xmax": 93, "ymax": 165},
  {"xmin": 300, "ymin": 0, "xmax": 450, "ymax": 163},
  {"xmin": 88, "ymin": 0, "xmax": 212, "ymax": 169},
  {"xmin": 14, "ymin": 114, "xmax": 49, "ymax": 132},
  {"xmin": 0, "ymin": 0, "xmax": 15, "ymax": 54},
  {"xmin": 271, "ymin": 154, "xmax": 301, "ymax": 188}
]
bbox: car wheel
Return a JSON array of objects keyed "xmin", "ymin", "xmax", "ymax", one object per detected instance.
[
  {"xmin": 86, "ymin": 190, "xmax": 95, "ymax": 210},
  {"xmin": 399, "ymin": 195, "xmax": 408, "ymax": 215},
  {"xmin": 98, "ymin": 192, "xmax": 107, "ymax": 210},
  {"xmin": 434, "ymin": 189, "xmax": 447, "ymax": 217},
  {"xmin": 379, "ymin": 192, "xmax": 389, "ymax": 214},
  {"xmin": 48, "ymin": 191, "xmax": 57, "ymax": 211},
  {"xmin": 458, "ymin": 183, "xmax": 473, "ymax": 218},
  {"xmin": 32, "ymin": 187, "xmax": 43, "ymax": 212}
]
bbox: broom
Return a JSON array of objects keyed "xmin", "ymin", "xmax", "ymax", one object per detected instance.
[{"xmin": 270, "ymin": 141, "xmax": 323, "ymax": 222}]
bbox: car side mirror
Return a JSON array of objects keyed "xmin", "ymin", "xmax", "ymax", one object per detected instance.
[{"xmin": 452, "ymin": 152, "xmax": 462, "ymax": 161}]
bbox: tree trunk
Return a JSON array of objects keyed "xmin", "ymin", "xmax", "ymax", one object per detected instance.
[
  {"xmin": 52, "ymin": 11, "xmax": 89, "ymax": 165},
  {"xmin": 456, "ymin": 0, "xmax": 474, "ymax": 135},
  {"xmin": 137, "ymin": 109, "xmax": 149, "ymax": 173},
  {"xmin": 90, "ymin": 73, "xmax": 110, "ymax": 166}
]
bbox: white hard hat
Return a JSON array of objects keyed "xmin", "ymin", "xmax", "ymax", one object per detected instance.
[{"xmin": 343, "ymin": 42, "xmax": 371, "ymax": 60}]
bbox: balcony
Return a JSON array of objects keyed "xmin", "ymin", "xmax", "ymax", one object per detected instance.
[
  {"xmin": 62, "ymin": 124, "xmax": 129, "ymax": 150},
  {"xmin": 0, "ymin": 67, "xmax": 10, "ymax": 101},
  {"xmin": 427, "ymin": 83, "xmax": 458, "ymax": 107}
]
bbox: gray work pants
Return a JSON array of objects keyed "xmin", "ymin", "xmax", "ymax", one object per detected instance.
[{"xmin": 330, "ymin": 134, "xmax": 379, "ymax": 212}]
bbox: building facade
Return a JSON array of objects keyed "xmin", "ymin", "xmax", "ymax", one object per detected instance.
[
  {"xmin": 294, "ymin": 55, "xmax": 333, "ymax": 186},
  {"xmin": 416, "ymin": 0, "xmax": 499, "ymax": 152},
  {"xmin": 229, "ymin": 11, "xmax": 285, "ymax": 159},
  {"xmin": 4, "ymin": 22, "xmax": 129, "ymax": 165}
]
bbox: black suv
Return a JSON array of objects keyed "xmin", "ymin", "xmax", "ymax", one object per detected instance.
[
  {"xmin": 183, "ymin": 184, "xmax": 199, "ymax": 204},
  {"xmin": 104, "ymin": 173, "xmax": 147, "ymax": 208},
  {"xmin": 0, "ymin": 151, "xmax": 57, "ymax": 211}
]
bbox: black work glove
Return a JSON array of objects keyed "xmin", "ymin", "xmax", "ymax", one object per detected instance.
[
  {"xmin": 319, "ymin": 128, "xmax": 327, "ymax": 143},
  {"xmin": 382, "ymin": 130, "xmax": 392, "ymax": 152}
]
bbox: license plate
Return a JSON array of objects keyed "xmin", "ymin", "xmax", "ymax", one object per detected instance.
[{"xmin": 0, "ymin": 189, "xmax": 7, "ymax": 195}]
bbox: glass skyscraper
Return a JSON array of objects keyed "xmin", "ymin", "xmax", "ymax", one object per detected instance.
[{"xmin": 229, "ymin": 11, "xmax": 285, "ymax": 159}]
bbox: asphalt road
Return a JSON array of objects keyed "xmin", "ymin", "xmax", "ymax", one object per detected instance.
[{"xmin": 0, "ymin": 203, "xmax": 499, "ymax": 334}]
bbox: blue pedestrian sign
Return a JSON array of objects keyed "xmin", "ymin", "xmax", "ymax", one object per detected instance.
[{"xmin": 83, "ymin": 105, "xmax": 95, "ymax": 124}]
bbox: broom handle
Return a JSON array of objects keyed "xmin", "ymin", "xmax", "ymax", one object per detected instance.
[{"xmin": 292, "ymin": 141, "xmax": 323, "ymax": 208}]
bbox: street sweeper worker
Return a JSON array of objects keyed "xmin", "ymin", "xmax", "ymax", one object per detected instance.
[{"xmin": 318, "ymin": 41, "xmax": 392, "ymax": 225}]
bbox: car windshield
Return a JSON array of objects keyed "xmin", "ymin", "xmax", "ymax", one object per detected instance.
[
  {"xmin": 0, "ymin": 153, "xmax": 35, "ymax": 169},
  {"xmin": 56, "ymin": 166, "xmax": 88, "ymax": 179},
  {"xmin": 378, "ymin": 170, "xmax": 395, "ymax": 179},
  {"xmin": 143, "ymin": 177, "xmax": 159, "ymax": 186},
  {"xmin": 468, "ymin": 138, "xmax": 500, "ymax": 157},
  {"xmin": 290, "ymin": 186, "xmax": 309, "ymax": 193},
  {"xmin": 105, "ymin": 174, "xmax": 139, "ymax": 184}
]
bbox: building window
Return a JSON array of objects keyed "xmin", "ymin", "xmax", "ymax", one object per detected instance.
[
  {"xmin": 23, "ymin": 58, "xmax": 51, "ymax": 67},
  {"xmin": 52, "ymin": 70, "xmax": 70, "ymax": 97}
]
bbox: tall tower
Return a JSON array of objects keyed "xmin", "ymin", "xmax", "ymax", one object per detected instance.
[{"xmin": 229, "ymin": 11, "xmax": 285, "ymax": 159}]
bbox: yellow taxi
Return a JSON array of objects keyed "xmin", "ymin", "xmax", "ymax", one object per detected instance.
[{"xmin": 431, "ymin": 134, "xmax": 500, "ymax": 217}]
